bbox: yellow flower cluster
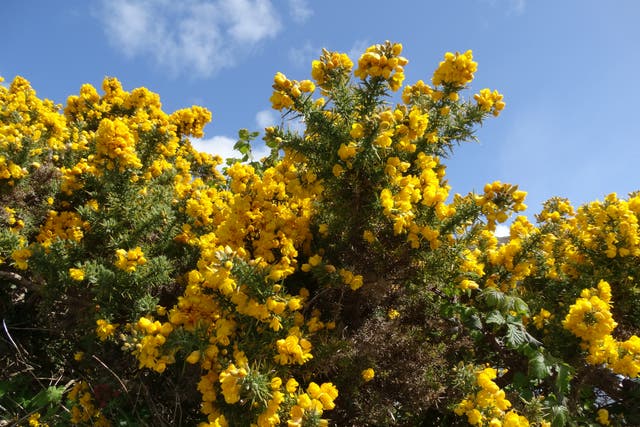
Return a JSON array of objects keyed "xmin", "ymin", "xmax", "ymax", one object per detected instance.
[
  {"xmin": 432, "ymin": 50, "xmax": 478, "ymax": 87},
  {"xmin": 575, "ymin": 193, "xmax": 640, "ymax": 258},
  {"xmin": 563, "ymin": 281, "xmax": 640, "ymax": 377},
  {"xmin": 532, "ymin": 308, "xmax": 552, "ymax": 330},
  {"xmin": 36, "ymin": 210, "xmax": 89, "ymax": 248},
  {"xmin": 94, "ymin": 117, "xmax": 142, "ymax": 172},
  {"xmin": 10, "ymin": 246, "xmax": 32, "ymax": 270},
  {"xmin": 0, "ymin": 76, "xmax": 67, "ymax": 183},
  {"xmin": 67, "ymin": 381, "xmax": 111, "ymax": 426},
  {"xmin": 126, "ymin": 316, "xmax": 175, "ymax": 373},
  {"xmin": 60, "ymin": 158, "xmax": 98, "ymax": 194},
  {"xmin": 114, "ymin": 246, "xmax": 147, "ymax": 272},
  {"xmin": 474, "ymin": 88, "xmax": 506, "ymax": 117},
  {"xmin": 311, "ymin": 48, "xmax": 354, "ymax": 87},
  {"xmin": 125, "ymin": 150, "xmax": 332, "ymax": 423},
  {"xmin": 455, "ymin": 366, "xmax": 530, "ymax": 427},
  {"xmin": 28, "ymin": 412, "xmax": 49, "ymax": 427},
  {"xmin": 219, "ymin": 363, "xmax": 247, "ymax": 403},
  {"xmin": 402, "ymin": 79, "xmax": 434, "ymax": 104},
  {"xmin": 288, "ymin": 382, "xmax": 338, "ymax": 427},
  {"xmin": 338, "ymin": 268, "xmax": 364, "ymax": 291},
  {"xmin": 95, "ymin": 319, "xmax": 117, "ymax": 341},
  {"xmin": 483, "ymin": 217, "xmax": 537, "ymax": 290},
  {"xmin": 270, "ymin": 72, "xmax": 316, "ymax": 110},
  {"xmin": 63, "ymin": 77, "xmax": 215, "ymax": 193},
  {"xmin": 168, "ymin": 106, "xmax": 212, "ymax": 138},
  {"xmin": 0, "ymin": 156, "xmax": 28, "ymax": 183},
  {"xmin": 477, "ymin": 181, "xmax": 527, "ymax": 231},
  {"xmin": 563, "ymin": 280, "xmax": 617, "ymax": 342},
  {"xmin": 275, "ymin": 330, "xmax": 314, "ymax": 365},
  {"xmin": 379, "ymin": 152, "xmax": 452, "ymax": 248},
  {"xmin": 354, "ymin": 41, "xmax": 408, "ymax": 91}
]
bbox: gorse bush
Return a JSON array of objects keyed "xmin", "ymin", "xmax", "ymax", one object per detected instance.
[{"xmin": 1, "ymin": 42, "xmax": 639, "ymax": 426}]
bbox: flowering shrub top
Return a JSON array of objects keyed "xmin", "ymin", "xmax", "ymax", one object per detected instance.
[{"xmin": 1, "ymin": 43, "xmax": 639, "ymax": 426}]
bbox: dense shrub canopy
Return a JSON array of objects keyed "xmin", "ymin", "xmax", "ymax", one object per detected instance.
[{"xmin": 1, "ymin": 42, "xmax": 639, "ymax": 426}]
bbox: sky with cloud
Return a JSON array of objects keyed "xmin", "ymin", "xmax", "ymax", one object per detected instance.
[{"xmin": 3, "ymin": 0, "xmax": 640, "ymax": 225}]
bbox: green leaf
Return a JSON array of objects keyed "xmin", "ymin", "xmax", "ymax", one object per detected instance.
[
  {"xmin": 505, "ymin": 322, "xmax": 527, "ymax": 348},
  {"xmin": 45, "ymin": 385, "xmax": 65, "ymax": 405},
  {"xmin": 528, "ymin": 352, "xmax": 551, "ymax": 380},
  {"xmin": 555, "ymin": 363, "xmax": 572, "ymax": 398},
  {"xmin": 550, "ymin": 404, "xmax": 569, "ymax": 427},
  {"xmin": 513, "ymin": 297, "xmax": 530, "ymax": 315},
  {"xmin": 482, "ymin": 288, "xmax": 505, "ymax": 308},
  {"xmin": 463, "ymin": 311, "xmax": 483, "ymax": 331},
  {"xmin": 485, "ymin": 310, "xmax": 505, "ymax": 326},
  {"xmin": 27, "ymin": 385, "xmax": 66, "ymax": 409},
  {"xmin": 511, "ymin": 372, "xmax": 534, "ymax": 400},
  {"xmin": 0, "ymin": 381, "xmax": 8, "ymax": 398}
]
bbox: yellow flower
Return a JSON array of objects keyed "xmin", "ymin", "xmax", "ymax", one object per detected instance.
[
  {"xmin": 361, "ymin": 368, "xmax": 375, "ymax": 382},
  {"xmin": 186, "ymin": 350, "xmax": 201, "ymax": 364},
  {"xmin": 596, "ymin": 408, "xmax": 610, "ymax": 425},
  {"xmin": 285, "ymin": 378, "xmax": 299, "ymax": 394},
  {"xmin": 474, "ymin": 88, "xmax": 506, "ymax": 116},
  {"xmin": 115, "ymin": 246, "xmax": 147, "ymax": 272},
  {"xmin": 432, "ymin": 50, "xmax": 477, "ymax": 87},
  {"xmin": 459, "ymin": 279, "xmax": 480, "ymax": 291},
  {"xmin": 95, "ymin": 319, "xmax": 117, "ymax": 341},
  {"xmin": 10, "ymin": 247, "xmax": 32, "ymax": 270},
  {"xmin": 69, "ymin": 268, "xmax": 85, "ymax": 281}
]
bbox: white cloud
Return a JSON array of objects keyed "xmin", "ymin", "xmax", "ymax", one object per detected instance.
[
  {"xmin": 288, "ymin": 0, "xmax": 312, "ymax": 23},
  {"xmin": 99, "ymin": 0, "xmax": 281, "ymax": 77},
  {"xmin": 221, "ymin": 0, "xmax": 281, "ymax": 43},
  {"xmin": 479, "ymin": 0, "xmax": 525, "ymax": 16},
  {"xmin": 508, "ymin": 0, "xmax": 526, "ymax": 15},
  {"xmin": 192, "ymin": 135, "xmax": 238, "ymax": 159},
  {"xmin": 494, "ymin": 224, "xmax": 510, "ymax": 238},
  {"xmin": 256, "ymin": 109, "xmax": 277, "ymax": 129},
  {"xmin": 288, "ymin": 41, "xmax": 318, "ymax": 68},
  {"xmin": 348, "ymin": 39, "xmax": 369, "ymax": 63},
  {"xmin": 193, "ymin": 133, "xmax": 271, "ymax": 162}
]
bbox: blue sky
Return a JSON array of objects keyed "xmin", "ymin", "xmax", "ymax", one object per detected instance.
[{"xmin": 3, "ymin": 0, "xmax": 640, "ymax": 228}]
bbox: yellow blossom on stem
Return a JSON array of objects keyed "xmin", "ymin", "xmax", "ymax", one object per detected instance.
[{"xmin": 361, "ymin": 368, "xmax": 375, "ymax": 382}]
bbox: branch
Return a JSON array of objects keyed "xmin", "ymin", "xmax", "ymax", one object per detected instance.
[{"xmin": 0, "ymin": 269, "xmax": 35, "ymax": 287}]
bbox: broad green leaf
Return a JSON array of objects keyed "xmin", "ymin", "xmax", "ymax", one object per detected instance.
[
  {"xmin": 529, "ymin": 352, "xmax": 551, "ymax": 379},
  {"xmin": 482, "ymin": 288, "xmax": 504, "ymax": 308},
  {"xmin": 513, "ymin": 297, "xmax": 530, "ymax": 315},
  {"xmin": 463, "ymin": 310, "xmax": 483, "ymax": 330},
  {"xmin": 555, "ymin": 363, "xmax": 572, "ymax": 398},
  {"xmin": 550, "ymin": 404, "xmax": 569, "ymax": 427},
  {"xmin": 485, "ymin": 310, "xmax": 505, "ymax": 326},
  {"xmin": 505, "ymin": 322, "xmax": 527, "ymax": 348}
]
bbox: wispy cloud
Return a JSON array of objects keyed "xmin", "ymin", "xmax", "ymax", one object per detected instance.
[
  {"xmin": 507, "ymin": 0, "xmax": 525, "ymax": 15},
  {"xmin": 288, "ymin": 41, "xmax": 318, "ymax": 68},
  {"xmin": 494, "ymin": 224, "xmax": 510, "ymax": 238},
  {"xmin": 480, "ymin": 0, "xmax": 526, "ymax": 16},
  {"xmin": 288, "ymin": 0, "xmax": 312, "ymax": 23},
  {"xmin": 193, "ymin": 124, "xmax": 271, "ymax": 162},
  {"xmin": 98, "ymin": 0, "xmax": 281, "ymax": 77},
  {"xmin": 289, "ymin": 39, "xmax": 369, "ymax": 70},
  {"xmin": 348, "ymin": 39, "xmax": 369, "ymax": 63},
  {"xmin": 256, "ymin": 109, "xmax": 277, "ymax": 129},
  {"xmin": 192, "ymin": 135, "xmax": 238, "ymax": 159}
]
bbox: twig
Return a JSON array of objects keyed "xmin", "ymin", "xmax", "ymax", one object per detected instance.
[
  {"xmin": 92, "ymin": 355, "xmax": 128, "ymax": 393},
  {"xmin": 3, "ymin": 319, "xmax": 23, "ymax": 358},
  {"xmin": 0, "ymin": 270, "xmax": 30, "ymax": 288}
]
